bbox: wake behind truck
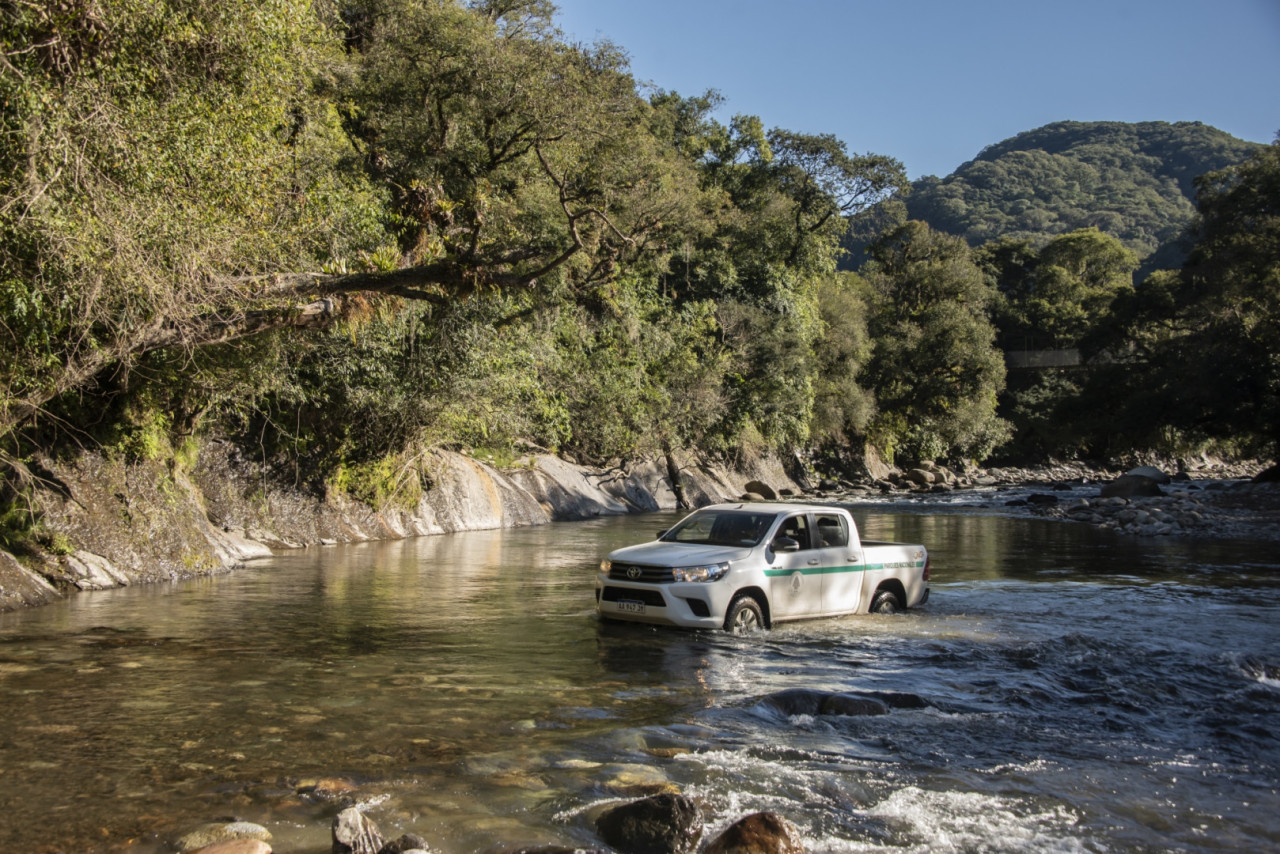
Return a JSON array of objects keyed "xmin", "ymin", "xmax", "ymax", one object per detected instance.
[{"xmin": 596, "ymin": 503, "xmax": 929, "ymax": 631}]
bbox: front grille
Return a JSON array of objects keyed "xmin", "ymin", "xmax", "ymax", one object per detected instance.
[
  {"xmin": 608, "ymin": 563, "xmax": 675, "ymax": 583},
  {"xmin": 601, "ymin": 586, "xmax": 666, "ymax": 606}
]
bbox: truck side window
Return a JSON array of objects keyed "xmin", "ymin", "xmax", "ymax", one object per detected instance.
[
  {"xmin": 815, "ymin": 514, "xmax": 848, "ymax": 548},
  {"xmin": 779, "ymin": 514, "xmax": 811, "ymax": 550}
]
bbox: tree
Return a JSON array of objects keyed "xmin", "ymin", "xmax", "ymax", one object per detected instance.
[
  {"xmin": 0, "ymin": 0, "xmax": 913, "ymax": 492},
  {"xmin": 861, "ymin": 222, "xmax": 1010, "ymax": 462},
  {"xmin": 1151, "ymin": 138, "xmax": 1280, "ymax": 454},
  {"xmin": 810, "ymin": 273, "xmax": 875, "ymax": 444},
  {"xmin": 0, "ymin": 0, "xmax": 386, "ymax": 449},
  {"xmin": 636, "ymin": 92, "xmax": 907, "ymax": 454},
  {"xmin": 0, "ymin": 0, "xmax": 707, "ymax": 454},
  {"xmin": 767, "ymin": 130, "xmax": 907, "ymax": 268},
  {"xmin": 978, "ymin": 229, "xmax": 1137, "ymax": 349},
  {"xmin": 1052, "ymin": 138, "xmax": 1280, "ymax": 459},
  {"xmin": 1027, "ymin": 228, "xmax": 1138, "ymax": 347}
]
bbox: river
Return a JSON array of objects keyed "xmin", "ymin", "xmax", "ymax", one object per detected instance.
[{"xmin": 1, "ymin": 504, "xmax": 1278, "ymax": 853}]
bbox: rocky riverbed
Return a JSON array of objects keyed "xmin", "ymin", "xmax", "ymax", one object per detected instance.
[
  {"xmin": 158, "ymin": 791, "xmax": 805, "ymax": 854},
  {"xmin": 815, "ymin": 457, "xmax": 1280, "ymax": 542}
]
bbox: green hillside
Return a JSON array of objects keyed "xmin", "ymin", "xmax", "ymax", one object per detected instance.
[{"xmin": 902, "ymin": 121, "xmax": 1260, "ymax": 265}]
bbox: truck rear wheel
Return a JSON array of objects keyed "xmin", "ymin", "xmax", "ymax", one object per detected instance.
[
  {"xmin": 871, "ymin": 589, "xmax": 903, "ymax": 614},
  {"xmin": 724, "ymin": 595, "xmax": 765, "ymax": 633}
]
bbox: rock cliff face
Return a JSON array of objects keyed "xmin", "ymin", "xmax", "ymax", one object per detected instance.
[{"xmin": 0, "ymin": 442, "xmax": 802, "ymax": 612}]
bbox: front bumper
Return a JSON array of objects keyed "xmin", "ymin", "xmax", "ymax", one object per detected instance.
[{"xmin": 595, "ymin": 575, "xmax": 726, "ymax": 629}]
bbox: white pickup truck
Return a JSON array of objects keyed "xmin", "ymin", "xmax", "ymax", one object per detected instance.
[{"xmin": 596, "ymin": 503, "xmax": 929, "ymax": 631}]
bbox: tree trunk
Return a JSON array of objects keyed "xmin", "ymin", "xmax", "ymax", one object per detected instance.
[{"xmin": 661, "ymin": 439, "xmax": 690, "ymax": 510}]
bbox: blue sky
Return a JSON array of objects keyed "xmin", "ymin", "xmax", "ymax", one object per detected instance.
[{"xmin": 552, "ymin": 0, "xmax": 1280, "ymax": 179}]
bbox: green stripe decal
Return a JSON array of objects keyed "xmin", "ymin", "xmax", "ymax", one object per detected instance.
[{"xmin": 763, "ymin": 560, "xmax": 925, "ymax": 578}]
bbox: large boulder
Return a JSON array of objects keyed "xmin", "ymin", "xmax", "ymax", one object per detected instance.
[
  {"xmin": 1253, "ymin": 462, "xmax": 1280, "ymax": 483},
  {"xmin": 904, "ymin": 469, "xmax": 936, "ymax": 487},
  {"xmin": 0, "ymin": 550, "xmax": 61, "ymax": 610},
  {"xmin": 1101, "ymin": 475, "xmax": 1163, "ymax": 499},
  {"xmin": 1126, "ymin": 465, "xmax": 1171, "ymax": 484},
  {"xmin": 595, "ymin": 793, "xmax": 704, "ymax": 854},
  {"xmin": 332, "ymin": 808, "xmax": 385, "ymax": 854},
  {"xmin": 861, "ymin": 443, "xmax": 895, "ymax": 483},
  {"xmin": 704, "ymin": 812, "xmax": 805, "ymax": 854},
  {"xmin": 743, "ymin": 480, "xmax": 778, "ymax": 501}
]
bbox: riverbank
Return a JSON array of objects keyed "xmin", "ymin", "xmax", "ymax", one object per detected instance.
[
  {"xmin": 0, "ymin": 442, "xmax": 805, "ymax": 612},
  {"xmin": 819, "ymin": 457, "xmax": 1280, "ymax": 542}
]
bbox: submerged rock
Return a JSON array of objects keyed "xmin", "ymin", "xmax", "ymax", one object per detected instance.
[
  {"xmin": 299, "ymin": 777, "xmax": 359, "ymax": 805},
  {"xmin": 596, "ymin": 793, "xmax": 704, "ymax": 854},
  {"xmin": 188, "ymin": 841, "xmax": 272, "ymax": 854},
  {"xmin": 704, "ymin": 812, "xmax": 805, "ymax": 854},
  {"xmin": 377, "ymin": 833, "xmax": 431, "ymax": 854},
  {"xmin": 600, "ymin": 762, "xmax": 680, "ymax": 796},
  {"xmin": 188, "ymin": 842, "xmax": 272, "ymax": 854},
  {"xmin": 756, "ymin": 688, "xmax": 828, "ymax": 717},
  {"xmin": 819, "ymin": 694, "xmax": 889, "ymax": 717},
  {"xmin": 758, "ymin": 688, "xmax": 927, "ymax": 718},
  {"xmin": 177, "ymin": 821, "xmax": 272, "ymax": 852}
]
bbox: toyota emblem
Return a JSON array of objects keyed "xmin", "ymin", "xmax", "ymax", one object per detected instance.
[{"xmin": 627, "ymin": 566, "xmax": 642, "ymax": 580}]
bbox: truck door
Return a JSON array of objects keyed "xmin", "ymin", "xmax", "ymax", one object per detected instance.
[
  {"xmin": 815, "ymin": 512, "xmax": 864, "ymax": 615},
  {"xmin": 767, "ymin": 513, "xmax": 826, "ymax": 619}
]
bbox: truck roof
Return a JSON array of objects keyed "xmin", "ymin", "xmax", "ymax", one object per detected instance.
[{"xmin": 698, "ymin": 502, "xmax": 844, "ymax": 515}]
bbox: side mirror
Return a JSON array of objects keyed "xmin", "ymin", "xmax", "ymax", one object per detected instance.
[
  {"xmin": 772, "ymin": 536, "xmax": 800, "ymax": 553},
  {"xmin": 657, "ymin": 529, "xmax": 669, "ymax": 540}
]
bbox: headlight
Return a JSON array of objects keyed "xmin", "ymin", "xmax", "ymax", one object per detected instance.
[
  {"xmin": 600, "ymin": 559, "xmax": 612, "ymax": 573},
  {"xmin": 671, "ymin": 562, "xmax": 729, "ymax": 583}
]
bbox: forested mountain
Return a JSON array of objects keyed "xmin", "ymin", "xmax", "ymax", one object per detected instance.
[{"xmin": 902, "ymin": 121, "xmax": 1260, "ymax": 268}]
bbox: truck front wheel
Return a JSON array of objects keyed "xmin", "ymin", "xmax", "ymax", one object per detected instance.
[{"xmin": 724, "ymin": 595, "xmax": 765, "ymax": 633}]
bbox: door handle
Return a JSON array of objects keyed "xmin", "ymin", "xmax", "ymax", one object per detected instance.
[{"xmin": 807, "ymin": 559, "xmax": 819, "ymax": 566}]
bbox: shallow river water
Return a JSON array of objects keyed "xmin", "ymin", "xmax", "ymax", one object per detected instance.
[{"xmin": 1, "ymin": 505, "xmax": 1278, "ymax": 853}]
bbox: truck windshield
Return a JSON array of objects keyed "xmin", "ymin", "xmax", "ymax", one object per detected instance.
[{"xmin": 660, "ymin": 510, "xmax": 776, "ymax": 547}]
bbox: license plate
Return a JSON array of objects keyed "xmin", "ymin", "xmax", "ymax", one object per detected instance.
[{"xmin": 618, "ymin": 600, "xmax": 646, "ymax": 614}]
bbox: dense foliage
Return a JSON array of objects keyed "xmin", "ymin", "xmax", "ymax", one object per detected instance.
[
  {"xmin": 1066, "ymin": 140, "xmax": 1280, "ymax": 458},
  {"xmin": 1, "ymin": 1, "xmax": 1275, "ymax": 512},
  {"xmin": 980, "ymin": 141, "xmax": 1280, "ymax": 462},
  {"xmin": 860, "ymin": 222, "xmax": 1010, "ymax": 462},
  {"xmin": 0, "ymin": 0, "xmax": 920, "ymax": 493}
]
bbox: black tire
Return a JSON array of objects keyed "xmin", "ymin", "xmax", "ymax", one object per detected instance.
[
  {"xmin": 870, "ymin": 588, "xmax": 903, "ymax": 615},
  {"xmin": 724, "ymin": 595, "xmax": 765, "ymax": 633}
]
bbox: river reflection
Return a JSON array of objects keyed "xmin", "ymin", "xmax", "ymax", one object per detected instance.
[{"xmin": 1, "ymin": 508, "xmax": 1278, "ymax": 853}]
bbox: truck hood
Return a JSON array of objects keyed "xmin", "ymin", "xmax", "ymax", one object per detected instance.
[{"xmin": 608, "ymin": 541, "xmax": 753, "ymax": 567}]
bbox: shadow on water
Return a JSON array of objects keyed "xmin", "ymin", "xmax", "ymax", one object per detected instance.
[{"xmin": 0, "ymin": 509, "xmax": 1277, "ymax": 852}]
